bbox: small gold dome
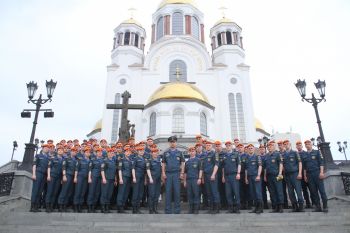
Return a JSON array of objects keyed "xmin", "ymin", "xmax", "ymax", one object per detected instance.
[
  {"xmin": 148, "ymin": 82, "xmax": 209, "ymax": 105},
  {"xmin": 121, "ymin": 18, "xmax": 143, "ymax": 27},
  {"xmin": 158, "ymin": 0, "xmax": 197, "ymax": 9},
  {"xmin": 214, "ymin": 17, "xmax": 234, "ymax": 27}
]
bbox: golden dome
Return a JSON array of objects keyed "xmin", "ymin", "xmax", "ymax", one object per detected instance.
[
  {"xmin": 255, "ymin": 118, "xmax": 264, "ymax": 130},
  {"xmin": 148, "ymin": 82, "xmax": 209, "ymax": 105},
  {"xmin": 121, "ymin": 18, "xmax": 142, "ymax": 27},
  {"xmin": 158, "ymin": 0, "xmax": 197, "ymax": 9},
  {"xmin": 214, "ymin": 17, "xmax": 234, "ymax": 27}
]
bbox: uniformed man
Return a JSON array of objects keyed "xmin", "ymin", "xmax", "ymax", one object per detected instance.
[
  {"xmin": 131, "ymin": 145, "xmax": 147, "ymax": 214},
  {"xmin": 264, "ymin": 141, "xmax": 284, "ymax": 213},
  {"xmin": 73, "ymin": 146, "xmax": 91, "ymax": 213},
  {"xmin": 278, "ymin": 140, "xmax": 289, "ymax": 209},
  {"xmin": 196, "ymin": 142, "xmax": 208, "ymax": 210},
  {"xmin": 238, "ymin": 143, "xmax": 250, "ymax": 210},
  {"xmin": 215, "ymin": 141, "xmax": 227, "ymax": 210},
  {"xmin": 116, "ymin": 146, "xmax": 134, "ymax": 213},
  {"xmin": 202, "ymin": 141, "xmax": 220, "ymax": 214},
  {"xmin": 58, "ymin": 146, "xmax": 78, "ymax": 212},
  {"xmin": 245, "ymin": 144, "xmax": 263, "ymax": 214},
  {"xmin": 282, "ymin": 140, "xmax": 304, "ymax": 212},
  {"xmin": 222, "ymin": 141, "xmax": 241, "ymax": 213},
  {"xmin": 146, "ymin": 148, "xmax": 162, "ymax": 214},
  {"xmin": 87, "ymin": 147, "xmax": 104, "ymax": 213},
  {"xmin": 296, "ymin": 141, "xmax": 312, "ymax": 208},
  {"xmin": 100, "ymin": 148, "xmax": 118, "ymax": 213},
  {"xmin": 303, "ymin": 140, "xmax": 328, "ymax": 212},
  {"xmin": 184, "ymin": 146, "xmax": 203, "ymax": 214},
  {"xmin": 30, "ymin": 144, "xmax": 50, "ymax": 212},
  {"xmin": 162, "ymin": 136, "xmax": 185, "ymax": 214},
  {"xmin": 258, "ymin": 145, "xmax": 269, "ymax": 209},
  {"xmin": 45, "ymin": 146, "xmax": 64, "ymax": 212}
]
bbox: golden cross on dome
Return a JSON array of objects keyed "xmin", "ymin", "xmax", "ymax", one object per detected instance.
[{"xmin": 219, "ymin": 5, "xmax": 228, "ymax": 18}]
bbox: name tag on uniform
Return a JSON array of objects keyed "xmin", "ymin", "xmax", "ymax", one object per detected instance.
[
  {"xmin": 193, "ymin": 164, "xmax": 197, "ymax": 168},
  {"xmin": 312, "ymin": 156, "xmax": 316, "ymax": 160},
  {"xmin": 272, "ymin": 159, "xmax": 276, "ymax": 163},
  {"xmin": 208, "ymin": 158, "xmax": 211, "ymax": 162},
  {"xmin": 290, "ymin": 158, "xmax": 294, "ymax": 161},
  {"xmin": 118, "ymin": 162, "xmax": 122, "ymax": 166},
  {"xmin": 252, "ymin": 162, "xmax": 256, "ymax": 165},
  {"xmin": 232, "ymin": 158, "xmax": 236, "ymax": 162}
]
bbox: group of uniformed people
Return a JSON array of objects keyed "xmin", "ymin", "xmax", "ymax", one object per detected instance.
[{"xmin": 30, "ymin": 135, "xmax": 328, "ymax": 214}]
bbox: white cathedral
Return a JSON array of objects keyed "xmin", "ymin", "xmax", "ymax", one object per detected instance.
[{"xmin": 87, "ymin": 0, "xmax": 269, "ymax": 146}]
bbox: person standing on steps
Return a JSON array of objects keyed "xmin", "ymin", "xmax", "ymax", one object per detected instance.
[
  {"xmin": 146, "ymin": 147, "xmax": 162, "ymax": 214},
  {"xmin": 162, "ymin": 136, "xmax": 185, "ymax": 214}
]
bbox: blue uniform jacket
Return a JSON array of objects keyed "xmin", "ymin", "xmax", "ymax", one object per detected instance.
[
  {"xmin": 185, "ymin": 157, "xmax": 202, "ymax": 180},
  {"xmin": 162, "ymin": 149, "xmax": 184, "ymax": 172}
]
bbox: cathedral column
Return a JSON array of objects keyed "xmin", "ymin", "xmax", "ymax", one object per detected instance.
[
  {"xmin": 165, "ymin": 15, "xmax": 170, "ymax": 35},
  {"xmin": 151, "ymin": 24, "xmax": 155, "ymax": 44},
  {"xmin": 113, "ymin": 37, "xmax": 116, "ymax": 50},
  {"xmin": 141, "ymin": 37, "xmax": 145, "ymax": 51},
  {"xmin": 185, "ymin": 15, "xmax": 191, "ymax": 34},
  {"xmin": 130, "ymin": 32, "xmax": 135, "ymax": 46},
  {"xmin": 200, "ymin": 24, "xmax": 205, "ymax": 43},
  {"xmin": 233, "ymin": 32, "xmax": 238, "ymax": 45},
  {"xmin": 211, "ymin": 36, "xmax": 216, "ymax": 49},
  {"xmin": 240, "ymin": 36, "xmax": 244, "ymax": 49},
  {"xmin": 221, "ymin": 32, "xmax": 226, "ymax": 45}
]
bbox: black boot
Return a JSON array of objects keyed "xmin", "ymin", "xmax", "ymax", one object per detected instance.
[
  {"xmin": 194, "ymin": 204, "xmax": 199, "ymax": 214},
  {"xmin": 290, "ymin": 203, "xmax": 298, "ymax": 212},
  {"xmin": 78, "ymin": 204, "xmax": 82, "ymax": 213},
  {"xmin": 101, "ymin": 204, "xmax": 106, "ymax": 213},
  {"xmin": 35, "ymin": 204, "xmax": 42, "ymax": 212},
  {"xmin": 136, "ymin": 205, "xmax": 143, "ymax": 214},
  {"xmin": 213, "ymin": 203, "xmax": 220, "ymax": 214},
  {"xmin": 88, "ymin": 205, "xmax": 92, "ymax": 213},
  {"xmin": 249, "ymin": 203, "xmax": 257, "ymax": 213},
  {"xmin": 132, "ymin": 206, "xmax": 137, "ymax": 214},
  {"xmin": 278, "ymin": 204, "xmax": 284, "ymax": 213},
  {"xmin": 226, "ymin": 204, "xmax": 233, "ymax": 213},
  {"xmin": 106, "ymin": 204, "xmax": 111, "ymax": 213},
  {"xmin": 284, "ymin": 203, "xmax": 289, "ymax": 209},
  {"xmin": 270, "ymin": 205, "xmax": 278, "ymax": 213},
  {"xmin": 188, "ymin": 204, "xmax": 194, "ymax": 214},
  {"xmin": 30, "ymin": 203, "xmax": 36, "ymax": 212},
  {"xmin": 306, "ymin": 203, "xmax": 312, "ymax": 209},
  {"xmin": 263, "ymin": 202, "xmax": 269, "ymax": 209},
  {"xmin": 323, "ymin": 201, "xmax": 328, "ymax": 213},
  {"xmin": 62, "ymin": 204, "xmax": 67, "ymax": 212},
  {"xmin": 117, "ymin": 206, "xmax": 126, "ymax": 213},
  {"xmin": 298, "ymin": 203, "xmax": 305, "ymax": 212},
  {"xmin": 206, "ymin": 204, "xmax": 213, "ymax": 214},
  {"xmin": 149, "ymin": 204, "xmax": 154, "ymax": 214},
  {"xmin": 153, "ymin": 203, "xmax": 159, "ymax": 214},
  {"xmin": 46, "ymin": 203, "xmax": 51, "ymax": 213},
  {"xmin": 256, "ymin": 202, "xmax": 263, "ymax": 214},
  {"xmin": 247, "ymin": 201, "xmax": 253, "ymax": 210},
  {"xmin": 313, "ymin": 204, "xmax": 322, "ymax": 212},
  {"xmin": 74, "ymin": 204, "xmax": 79, "ymax": 213},
  {"xmin": 58, "ymin": 204, "xmax": 63, "ymax": 212}
]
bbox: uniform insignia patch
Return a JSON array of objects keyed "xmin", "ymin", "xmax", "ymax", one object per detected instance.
[{"xmin": 312, "ymin": 156, "xmax": 316, "ymax": 160}]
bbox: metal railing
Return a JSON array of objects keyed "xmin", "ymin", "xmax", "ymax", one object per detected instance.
[
  {"xmin": 340, "ymin": 172, "xmax": 350, "ymax": 195},
  {"xmin": 0, "ymin": 172, "xmax": 15, "ymax": 196}
]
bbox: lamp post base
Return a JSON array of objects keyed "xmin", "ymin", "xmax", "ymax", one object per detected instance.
[
  {"xmin": 319, "ymin": 142, "xmax": 338, "ymax": 170},
  {"xmin": 18, "ymin": 143, "xmax": 36, "ymax": 172}
]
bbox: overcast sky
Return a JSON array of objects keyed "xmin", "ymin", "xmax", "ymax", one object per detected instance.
[{"xmin": 0, "ymin": 0, "xmax": 349, "ymax": 166}]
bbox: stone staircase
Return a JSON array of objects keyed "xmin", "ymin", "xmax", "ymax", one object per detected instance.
[{"xmin": 0, "ymin": 199, "xmax": 349, "ymax": 233}]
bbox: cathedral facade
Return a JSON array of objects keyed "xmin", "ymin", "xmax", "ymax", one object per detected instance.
[{"xmin": 88, "ymin": 0, "xmax": 267, "ymax": 145}]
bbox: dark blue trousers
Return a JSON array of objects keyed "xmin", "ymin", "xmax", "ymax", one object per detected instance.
[
  {"xmin": 31, "ymin": 172, "xmax": 46, "ymax": 204},
  {"xmin": 148, "ymin": 176, "xmax": 161, "ymax": 208},
  {"xmin": 45, "ymin": 176, "xmax": 62, "ymax": 204},
  {"xmin": 58, "ymin": 174, "xmax": 74, "ymax": 205},
  {"xmin": 186, "ymin": 179, "xmax": 200, "ymax": 205},
  {"xmin": 307, "ymin": 171, "xmax": 327, "ymax": 205},
  {"xmin": 267, "ymin": 174, "xmax": 284, "ymax": 205},
  {"xmin": 132, "ymin": 173, "xmax": 145, "ymax": 207},
  {"xmin": 204, "ymin": 173, "xmax": 220, "ymax": 205},
  {"xmin": 165, "ymin": 171, "xmax": 181, "ymax": 214},
  {"xmin": 285, "ymin": 172, "xmax": 304, "ymax": 204},
  {"xmin": 116, "ymin": 176, "xmax": 131, "ymax": 206},
  {"xmin": 100, "ymin": 179, "xmax": 114, "ymax": 205},
  {"xmin": 73, "ymin": 176, "xmax": 88, "ymax": 205},
  {"xmin": 225, "ymin": 174, "xmax": 240, "ymax": 206},
  {"xmin": 248, "ymin": 175, "xmax": 262, "ymax": 202},
  {"xmin": 87, "ymin": 176, "xmax": 101, "ymax": 205}
]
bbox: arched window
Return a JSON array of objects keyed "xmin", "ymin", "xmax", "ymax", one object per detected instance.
[
  {"xmin": 157, "ymin": 17, "xmax": 164, "ymax": 40},
  {"xmin": 172, "ymin": 108, "xmax": 184, "ymax": 133},
  {"xmin": 226, "ymin": 31, "xmax": 232, "ymax": 44},
  {"xmin": 134, "ymin": 34, "xmax": 139, "ymax": 47},
  {"xmin": 111, "ymin": 93, "xmax": 121, "ymax": 143},
  {"xmin": 169, "ymin": 60, "xmax": 187, "ymax": 82},
  {"xmin": 191, "ymin": 17, "xmax": 199, "ymax": 39},
  {"xmin": 236, "ymin": 93, "xmax": 246, "ymax": 142},
  {"xmin": 172, "ymin": 12, "xmax": 183, "ymax": 35},
  {"xmin": 124, "ymin": 32, "xmax": 130, "ymax": 45},
  {"xmin": 200, "ymin": 112, "xmax": 207, "ymax": 136},
  {"xmin": 149, "ymin": 112, "xmax": 156, "ymax": 136},
  {"xmin": 217, "ymin": 33, "xmax": 222, "ymax": 46},
  {"xmin": 228, "ymin": 93, "xmax": 238, "ymax": 140}
]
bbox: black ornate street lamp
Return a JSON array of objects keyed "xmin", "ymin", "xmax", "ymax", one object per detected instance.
[
  {"xmin": 295, "ymin": 79, "xmax": 335, "ymax": 169},
  {"xmin": 11, "ymin": 141, "xmax": 18, "ymax": 161},
  {"xmin": 337, "ymin": 141, "xmax": 348, "ymax": 162},
  {"xmin": 19, "ymin": 79, "xmax": 57, "ymax": 171},
  {"xmin": 258, "ymin": 136, "xmax": 270, "ymax": 149}
]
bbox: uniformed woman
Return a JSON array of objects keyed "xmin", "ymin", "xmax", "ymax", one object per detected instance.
[
  {"xmin": 146, "ymin": 148, "xmax": 162, "ymax": 214},
  {"xmin": 100, "ymin": 148, "xmax": 117, "ymax": 213}
]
